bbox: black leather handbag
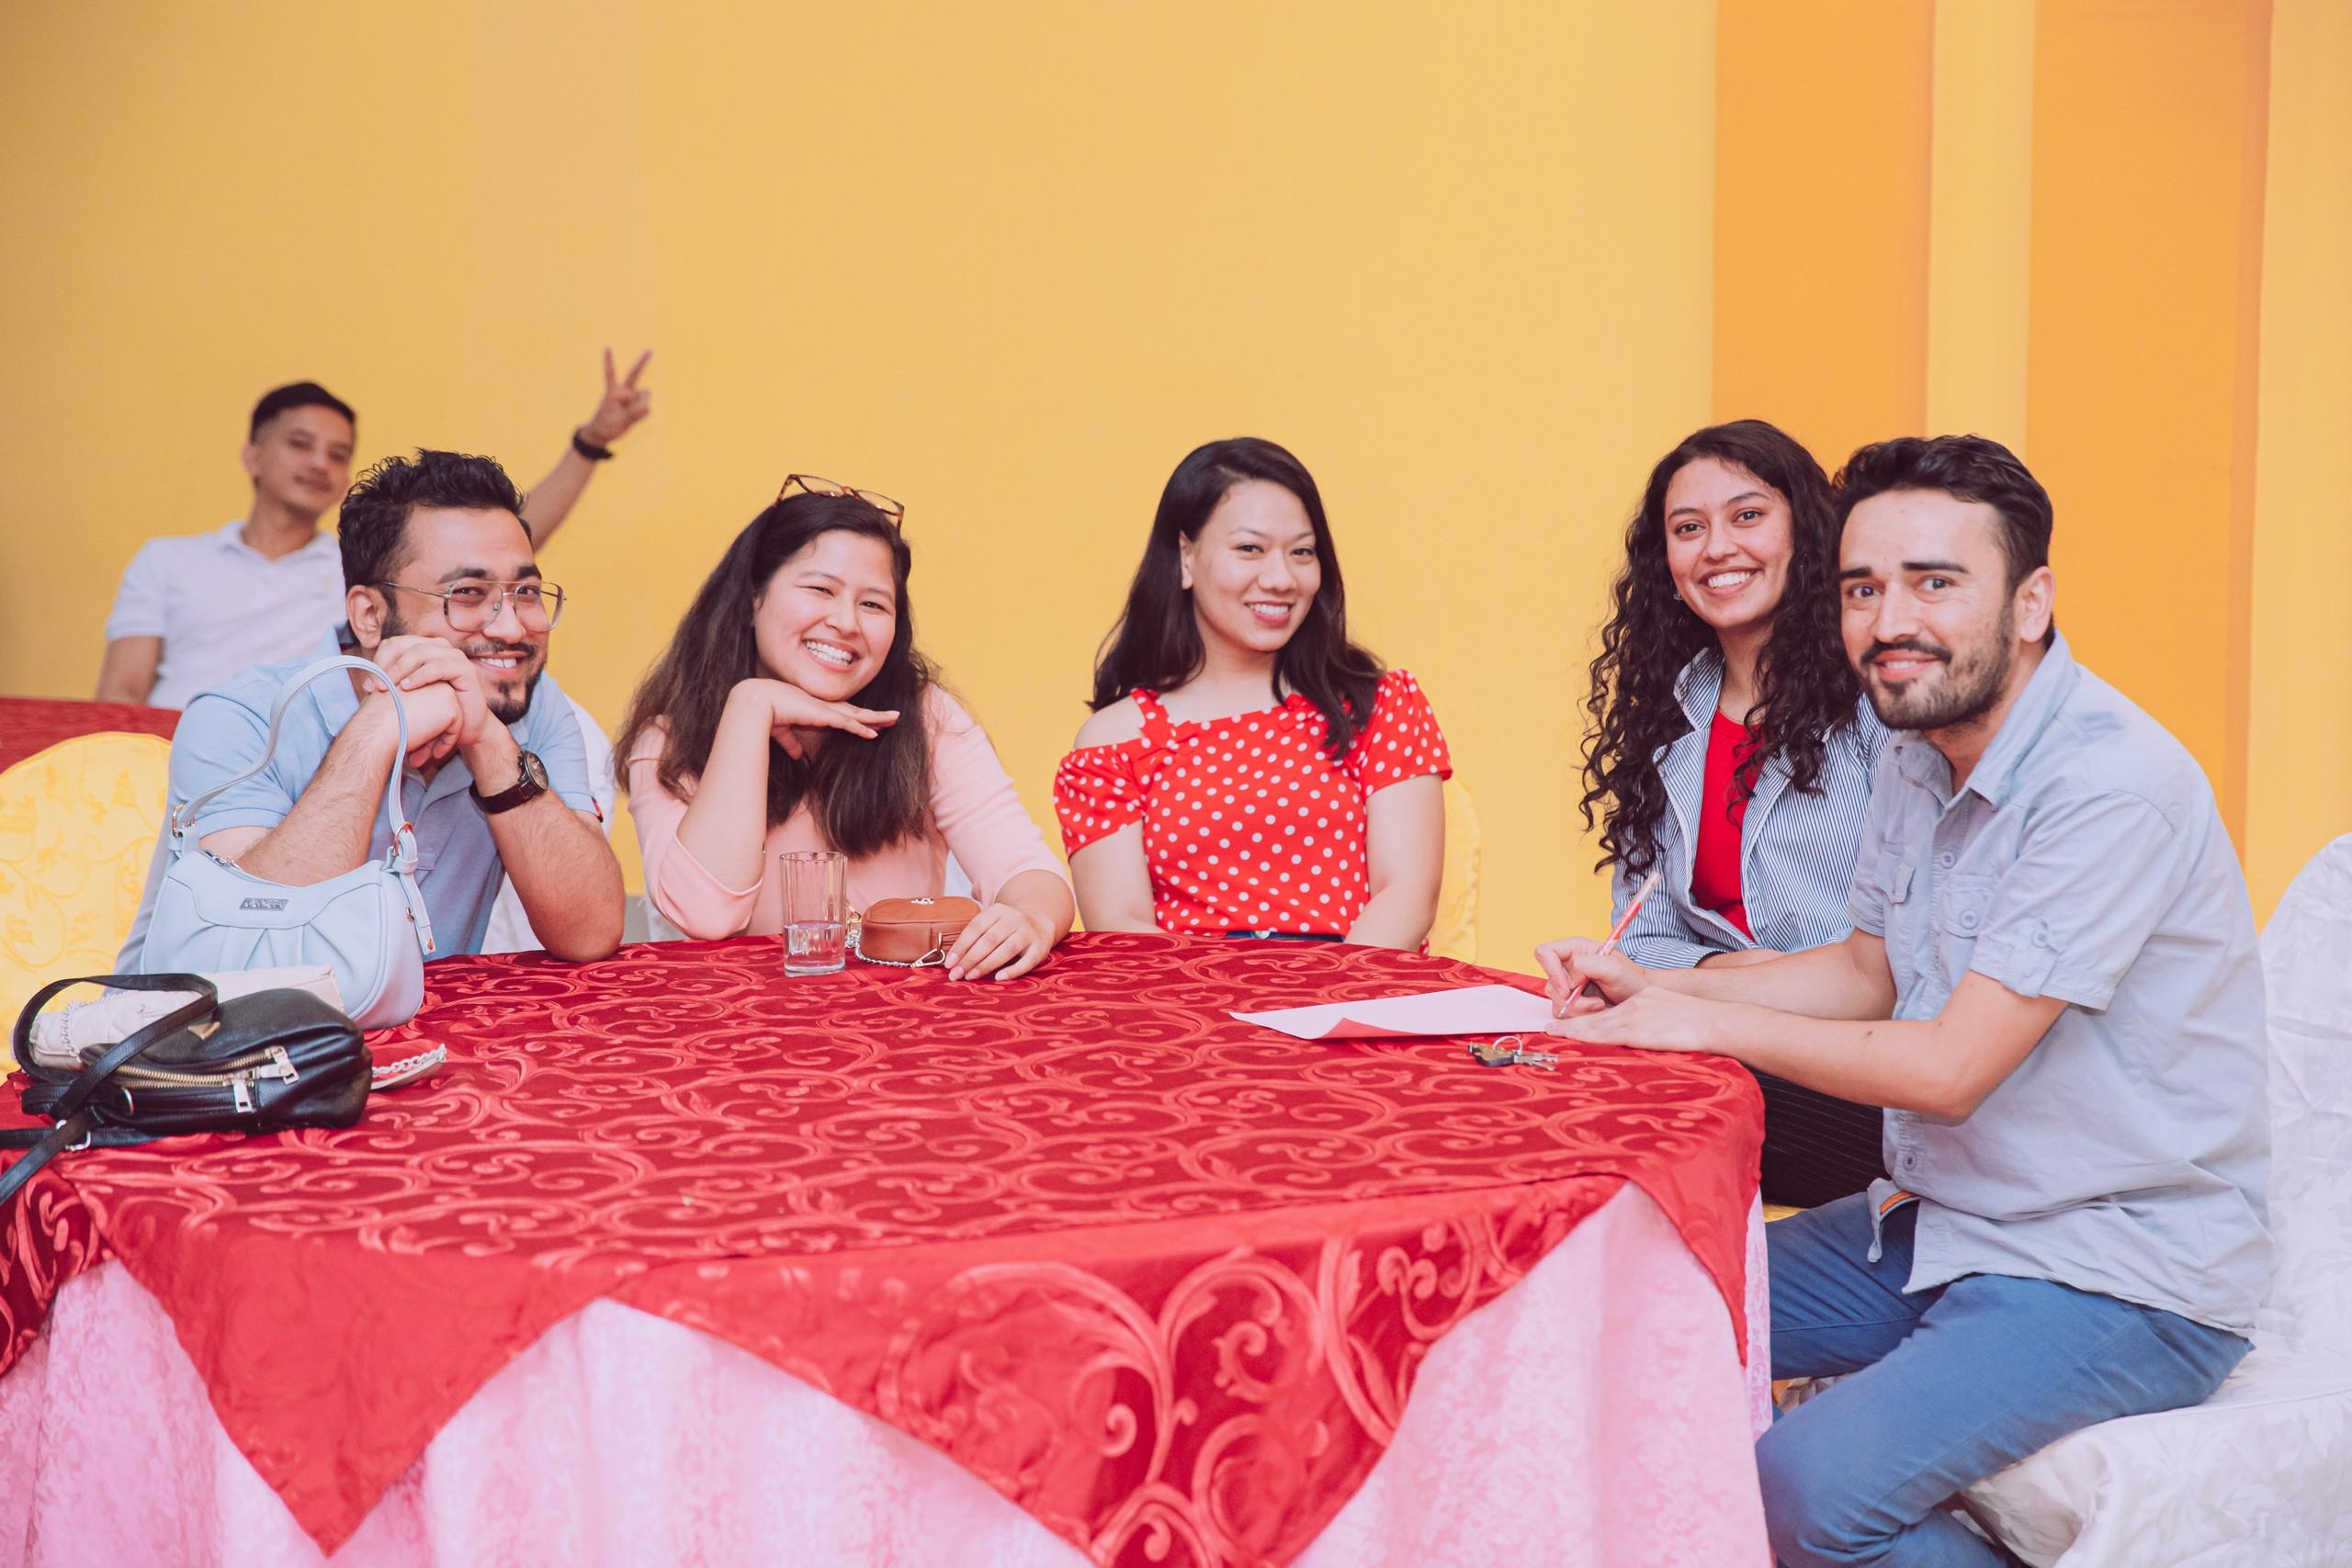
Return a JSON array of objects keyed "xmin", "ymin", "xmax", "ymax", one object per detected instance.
[{"xmin": 1, "ymin": 972, "xmax": 371, "ymax": 1205}]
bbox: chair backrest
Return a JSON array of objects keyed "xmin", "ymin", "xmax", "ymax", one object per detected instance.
[
  {"xmin": 2254, "ymin": 833, "xmax": 2352, "ymax": 1355},
  {"xmin": 1429, "ymin": 775, "xmax": 1481, "ymax": 964},
  {"xmin": 0, "ymin": 733, "xmax": 174, "ymax": 1066}
]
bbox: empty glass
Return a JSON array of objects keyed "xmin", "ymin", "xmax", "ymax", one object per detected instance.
[{"xmin": 779, "ymin": 850, "xmax": 848, "ymax": 976}]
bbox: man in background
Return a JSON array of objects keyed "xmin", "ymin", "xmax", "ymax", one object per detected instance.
[{"xmin": 95, "ymin": 348, "xmax": 653, "ymax": 709}]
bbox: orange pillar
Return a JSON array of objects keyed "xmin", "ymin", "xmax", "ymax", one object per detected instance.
[
  {"xmin": 2025, "ymin": 0, "xmax": 2271, "ymax": 836},
  {"xmin": 1713, "ymin": 0, "xmax": 1936, "ymax": 468}
]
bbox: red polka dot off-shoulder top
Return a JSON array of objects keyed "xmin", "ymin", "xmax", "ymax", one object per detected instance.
[{"xmin": 1052, "ymin": 669, "xmax": 1451, "ymax": 936}]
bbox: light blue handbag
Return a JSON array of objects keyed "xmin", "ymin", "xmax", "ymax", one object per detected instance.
[{"xmin": 139, "ymin": 656, "xmax": 437, "ymax": 1030}]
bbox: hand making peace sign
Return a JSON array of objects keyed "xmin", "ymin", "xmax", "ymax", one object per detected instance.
[{"xmin": 581, "ymin": 347, "xmax": 653, "ymax": 448}]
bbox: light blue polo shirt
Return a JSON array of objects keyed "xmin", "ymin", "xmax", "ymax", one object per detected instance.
[
  {"xmin": 119, "ymin": 626, "xmax": 596, "ymax": 964},
  {"xmin": 1849, "ymin": 633, "xmax": 2271, "ymax": 1332}
]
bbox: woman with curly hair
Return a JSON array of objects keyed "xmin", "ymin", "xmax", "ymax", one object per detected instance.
[{"xmin": 1538, "ymin": 420, "xmax": 1888, "ymax": 1207}]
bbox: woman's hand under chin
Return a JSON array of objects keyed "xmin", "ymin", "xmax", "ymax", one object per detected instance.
[
  {"xmin": 728, "ymin": 676, "xmax": 899, "ymax": 760},
  {"xmin": 944, "ymin": 900, "xmax": 1055, "ymax": 981}
]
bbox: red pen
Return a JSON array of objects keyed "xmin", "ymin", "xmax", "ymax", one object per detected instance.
[{"xmin": 1555, "ymin": 870, "xmax": 1663, "ymax": 1017}]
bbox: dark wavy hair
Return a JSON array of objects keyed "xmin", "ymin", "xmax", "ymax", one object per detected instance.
[
  {"xmin": 1833, "ymin": 433, "xmax": 2056, "ymax": 649},
  {"xmin": 1090, "ymin": 437, "xmax": 1383, "ymax": 756},
  {"xmin": 1579, "ymin": 419, "xmax": 1859, "ymax": 874},
  {"xmin": 616, "ymin": 494, "xmax": 936, "ymax": 858},
  {"xmin": 338, "ymin": 448, "xmax": 526, "ymax": 590}
]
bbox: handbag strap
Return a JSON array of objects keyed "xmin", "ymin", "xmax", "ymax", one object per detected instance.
[
  {"xmin": 168, "ymin": 656, "xmax": 414, "ymax": 870},
  {"xmin": 0, "ymin": 972, "xmax": 218, "ymax": 1205},
  {"xmin": 0, "ymin": 1111, "xmax": 102, "ymax": 1207},
  {"xmin": 11, "ymin": 972, "xmax": 219, "ymax": 1089},
  {"xmin": 47, "ymin": 977, "xmax": 224, "ymax": 1124}
]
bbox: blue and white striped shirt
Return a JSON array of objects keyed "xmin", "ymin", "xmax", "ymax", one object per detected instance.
[{"xmin": 1611, "ymin": 651, "xmax": 1888, "ymax": 966}]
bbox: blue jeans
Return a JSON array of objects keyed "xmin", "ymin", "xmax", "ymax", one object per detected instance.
[{"xmin": 1759, "ymin": 1195, "xmax": 2250, "ymax": 1567}]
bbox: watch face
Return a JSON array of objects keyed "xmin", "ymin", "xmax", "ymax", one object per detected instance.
[{"xmin": 519, "ymin": 750, "xmax": 548, "ymax": 791}]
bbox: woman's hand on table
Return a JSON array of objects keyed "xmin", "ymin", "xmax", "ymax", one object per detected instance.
[
  {"xmin": 1534, "ymin": 938, "xmax": 1650, "ymax": 1019},
  {"xmin": 945, "ymin": 900, "xmax": 1054, "ymax": 981}
]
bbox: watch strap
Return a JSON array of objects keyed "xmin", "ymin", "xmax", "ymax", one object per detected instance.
[{"xmin": 472, "ymin": 750, "xmax": 548, "ymax": 815}]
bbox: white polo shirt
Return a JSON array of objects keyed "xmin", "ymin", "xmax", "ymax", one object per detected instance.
[{"xmin": 105, "ymin": 520, "xmax": 347, "ymax": 710}]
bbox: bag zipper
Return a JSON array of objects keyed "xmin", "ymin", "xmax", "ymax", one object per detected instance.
[{"xmin": 103, "ymin": 1044, "xmax": 301, "ymax": 1089}]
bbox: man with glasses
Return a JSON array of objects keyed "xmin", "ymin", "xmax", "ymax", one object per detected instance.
[
  {"xmin": 119, "ymin": 449, "xmax": 624, "ymax": 966},
  {"xmin": 96, "ymin": 351, "xmax": 651, "ymax": 710}
]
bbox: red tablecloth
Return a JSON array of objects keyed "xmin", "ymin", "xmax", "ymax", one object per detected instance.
[
  {"xmin": 0, "ymin": 695, "xmax": 180, "ymax": 772},
  {"xmin": 0, "ymin": 933, "xmax": 1761, "ymax": 1565}
]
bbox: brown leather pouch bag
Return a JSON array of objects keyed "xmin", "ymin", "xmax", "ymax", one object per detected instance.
[{"xmin": 850, "ymin": 896, "xmax": 980, "ymax": 966}]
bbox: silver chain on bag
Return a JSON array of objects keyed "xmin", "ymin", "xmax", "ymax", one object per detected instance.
[{"xmin": 843, "ymin": 910, "xmax": 949, "ymax": 968}]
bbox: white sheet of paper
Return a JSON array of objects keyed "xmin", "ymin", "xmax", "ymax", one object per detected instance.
[{"xmin": 1231, "ymin": 983, "xmax": 1554, "ymax": 1042}]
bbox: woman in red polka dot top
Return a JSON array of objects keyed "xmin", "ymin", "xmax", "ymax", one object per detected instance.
[{"xmin": 1054, "ymin": 437, "xmax": 1450, "ymax": 946}]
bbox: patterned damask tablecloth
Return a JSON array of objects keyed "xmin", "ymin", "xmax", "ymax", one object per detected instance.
[
  {"xmin": 0, "ymin": 931, "xmax": 1762, "ymax": 1566},
  {"xmin": 0, "ymin": 695, "xmax": 180, "ymax": 772}
]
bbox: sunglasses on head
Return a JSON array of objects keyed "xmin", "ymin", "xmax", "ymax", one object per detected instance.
[{"xmin": 776, "ymin": 473, "xmax": 906, "ymax": 530}]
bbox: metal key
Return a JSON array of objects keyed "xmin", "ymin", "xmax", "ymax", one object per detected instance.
[{"xmin": 1465, "ymin": 1036, "xmax": 1560, "ymax": 1071}]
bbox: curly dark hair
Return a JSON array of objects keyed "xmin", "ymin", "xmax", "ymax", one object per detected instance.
[
  {"xmin": 1579, "ymin": 419, "xmax": 1860, "ymax": 874},
  {"xmin": 337, "ymin": 448, "xmax": 527, "ymax": 591}
]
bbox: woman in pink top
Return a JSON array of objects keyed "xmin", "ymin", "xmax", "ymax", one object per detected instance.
[{"xmin": 616, "ymin": 479, "xmax": 1073, "ymax": 980}]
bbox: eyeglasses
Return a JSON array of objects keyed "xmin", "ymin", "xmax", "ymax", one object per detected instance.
[
  {"xmin": 777, "ymin": 473, "xmax": 906, "ymax": 529},
  {"xmin": 375, "ymin": 579, "xmax": 567, "ymax": 632}
]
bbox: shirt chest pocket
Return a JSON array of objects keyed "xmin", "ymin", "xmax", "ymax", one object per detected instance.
[
  {"xmin": 1929, "ymin": 871, "xmax": 1998, "ymax": 992},
  {"xmin": 1938, "ymin": 873, "xmax": 1996, "ymax": 939}
]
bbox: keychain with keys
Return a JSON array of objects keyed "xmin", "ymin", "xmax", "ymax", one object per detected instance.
[{"xmin": 1464, "ymin": 1035, "xmax": 1559, "ymax": 1071}]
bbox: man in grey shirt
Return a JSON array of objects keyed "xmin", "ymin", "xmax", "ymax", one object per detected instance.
[{"xmin": 1539, "ymin": 434, "xmax": 2267, "ymax": 1568}]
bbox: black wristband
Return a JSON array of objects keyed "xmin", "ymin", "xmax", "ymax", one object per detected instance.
[{"xmin": 571, "ymin": 428, "xmax": 614, "ymax": 461}]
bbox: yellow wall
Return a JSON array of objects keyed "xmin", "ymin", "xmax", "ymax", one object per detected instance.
[
  {"xmin": 4, "ymin": 2, "xmax": 2344, "ymax": 962},
  {"xmin": 2026, "ymin": 0, "xmax": 2272, "ymax": 836},
  {"xmin": 0, "ymin": 3, "xmax": 1719, "ymax": 968},
  {"xmin": 1713, "ymin": 0, "xmax": 2343, "ymax": 917},
  {"xmin": 2248, "ymin": 0, "xmax": 2352, "ymax": 912},
  {"xmin": 1924, "ymin": 0, "xmax": 2035, "ymax": 448},
  {"xmin": 1713, "ymin": 0, "xmax": 1934, "ymax": 462}
]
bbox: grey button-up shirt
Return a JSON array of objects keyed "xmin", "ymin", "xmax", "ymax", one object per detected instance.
[{"xmin": 1848, "ymin": 633, "xmax": 2270, "ymax": 1332}]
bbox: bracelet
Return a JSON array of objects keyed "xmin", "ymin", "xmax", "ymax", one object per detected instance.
[{"xmin": 571, "ymin": 428, "xmax": 614, "ymax": 462}]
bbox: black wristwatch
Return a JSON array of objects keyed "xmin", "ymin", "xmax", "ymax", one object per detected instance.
[
  {"xmin": 571, "ymin": 427, "xmax": 614, "ymax": 461},
  {"xmin": 472, "ymin": 750, "xmax": 549, "ymax": 815}
]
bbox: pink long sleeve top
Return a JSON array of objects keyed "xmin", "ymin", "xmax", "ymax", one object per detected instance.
[{"xmin": 627, "ymin": 685, "xmax": 1068, "ymax": 941}]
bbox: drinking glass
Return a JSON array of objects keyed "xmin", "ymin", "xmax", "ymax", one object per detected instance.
[{"xmin": 780, "ymin": 850, "xmax": 849, "ymax": 976}]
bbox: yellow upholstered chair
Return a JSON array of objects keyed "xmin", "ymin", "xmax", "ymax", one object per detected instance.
[
  {"xmin": 1429, "ymin": 776, "xmax": 1481, "ymax": 963},
  {"xmin": 0, "ymin": 733, "xmax": 173, "ymax": 1067}
]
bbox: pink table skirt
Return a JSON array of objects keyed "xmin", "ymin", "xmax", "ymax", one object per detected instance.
[{"xmin": 0, "ymin": 1187, "xmax": 1771, "ymax": 1567}]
